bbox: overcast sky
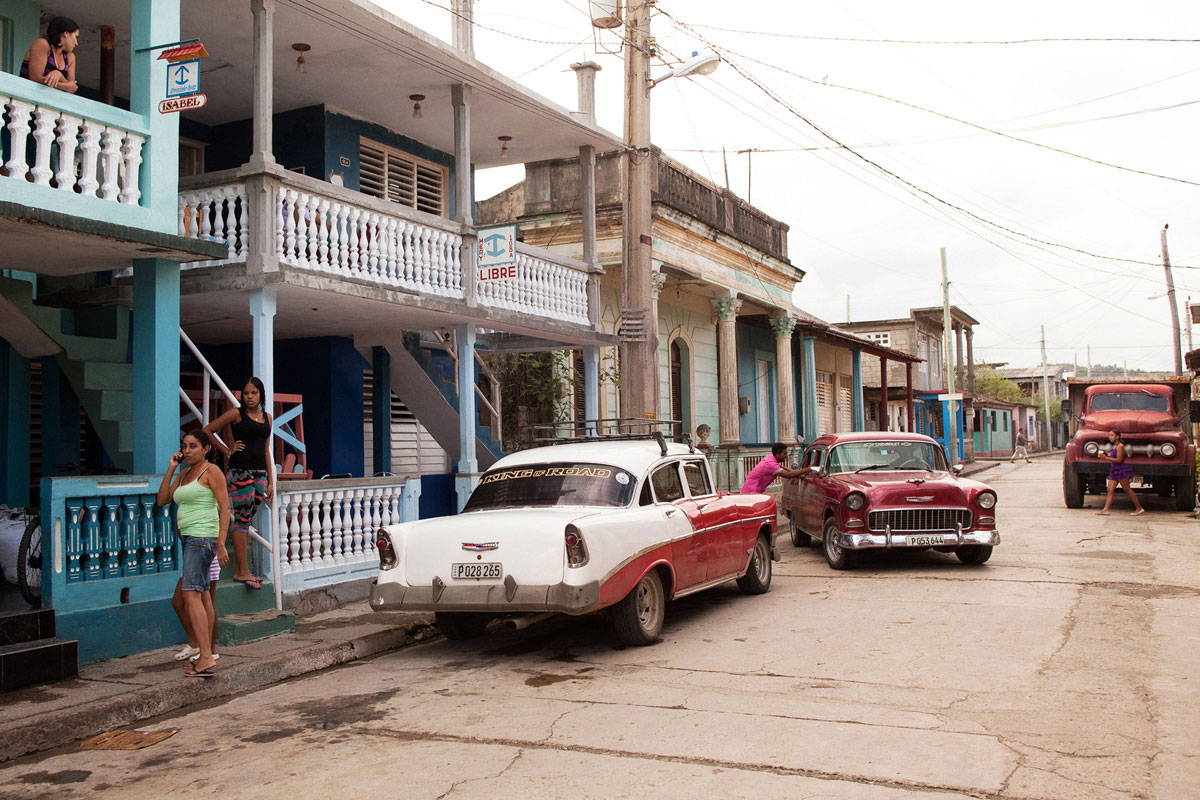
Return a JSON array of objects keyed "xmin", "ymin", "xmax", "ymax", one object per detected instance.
[{"xmin": 382, "ymin": 0, "xmax": 1200, "ymax": 373}]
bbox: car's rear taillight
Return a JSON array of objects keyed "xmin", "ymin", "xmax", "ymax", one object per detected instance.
[
  {"xmin": 376, "ymin": 528, "xmax": 397, "ymax": 570},
  {"xmin": 564, "ymin": 524, "xmax": 589, "ymax": 568}
]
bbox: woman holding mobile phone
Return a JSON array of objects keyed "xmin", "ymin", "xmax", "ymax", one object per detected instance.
[{"xmin": 157, "ymin": 430, "xmax": 230, "ymax": 677}]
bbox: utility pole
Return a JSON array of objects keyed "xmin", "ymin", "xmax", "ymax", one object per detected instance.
[
  {"xmin": 619, "ymin": 0, "xmax": 656, "ymax": 423},
  {"xmin": 941, "ymin": 248, "xmax": 958, "ymax": 461},
  {"xmin": 845, "ymin": 295, "xmax": 850, "ymax": 324},
  {"xmin": 1188, "ymin": 295, "xmax": 1194, "ymax": 353},
  {"xmin": 1162, "ymin": 224, "xmax": 1182, "ymax": 375},
  {"xmin": 1040, "ymin": 326, "xmax": 1052, "ymax": 450},
  {"xmin": 1087, "ymin": 344, "xmax": 1091, "ymax": 378}
]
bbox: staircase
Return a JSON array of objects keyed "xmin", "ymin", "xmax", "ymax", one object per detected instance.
[
  {"xmin": 0, "ymin": 277, "xmax": 134, "ymax": 473},
  {"xmin": 0, "ymin": 607, "xmax": 78, "ymax": 692},
  {"xmin": 366, "ymin": 334, "xmax": 503, "ymax": 469}
]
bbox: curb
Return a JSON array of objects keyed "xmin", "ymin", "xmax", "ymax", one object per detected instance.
[{"xmin": 0, "ymin": 621, "xmax": 439, "ymax": 764}]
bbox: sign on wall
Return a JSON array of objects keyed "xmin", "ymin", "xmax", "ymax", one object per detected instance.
[
  {"xmin": 166, "ymin": 60, "xmax": 200, "ymax": 98},
  {"xmin": 477, "ymin": 224, "xmax": 517, "ymax": 281}
]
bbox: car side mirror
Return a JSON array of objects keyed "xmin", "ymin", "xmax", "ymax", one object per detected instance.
[{"xmin": 952, "ymin": 463, "xmax": 964, "ymax": 475}]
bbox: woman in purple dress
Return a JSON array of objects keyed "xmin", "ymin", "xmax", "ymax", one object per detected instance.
[{"xmin": 1095, "ymin": 430, "xmax": 1145, "ymax": 516}]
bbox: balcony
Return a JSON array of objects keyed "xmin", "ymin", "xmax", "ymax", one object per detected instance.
[{"xmin": 177, "ymin": 166, "xmax": 596, "ymax": 330}]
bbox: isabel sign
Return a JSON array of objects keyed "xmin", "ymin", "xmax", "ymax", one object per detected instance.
[{"xmin": 159, "ymin": 94, "xmax": 207, "ymax": 113}]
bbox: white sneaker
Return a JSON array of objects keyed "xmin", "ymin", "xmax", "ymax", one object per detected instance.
[
  {"xmin": 174, "ymin": 644, "xmax": 201, "ymax": 661},
  {"xmin": 190, "ymin": 653, "xmax": 220, "ymax": 661}
]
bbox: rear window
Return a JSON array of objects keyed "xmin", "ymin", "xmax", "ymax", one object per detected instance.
[
  {"xmin": 1089, "ymin": 392, "xmax": 1170, "ymax": 413},
  {"xmin": 463, "ymin": 462, "xmax": 637, "ymax": 511}
]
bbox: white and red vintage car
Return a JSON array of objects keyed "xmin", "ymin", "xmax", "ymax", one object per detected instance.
[
  {"xmin": 781, "ymin": 432, "xmax": 999, "ymax": 570},
  {"xmin": 370, "ymin": 435, "xmax": 779, "ymax": 645}
]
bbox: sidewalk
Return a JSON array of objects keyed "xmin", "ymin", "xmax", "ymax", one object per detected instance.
[{"xmin": 0, "ymin": 603, "xmax": 436, "ymax": 763}]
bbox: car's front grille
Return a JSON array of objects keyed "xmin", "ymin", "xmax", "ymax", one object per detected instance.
[{"xmin": 868, "ymin": 508, "xmax": 972, "ymax": 532}]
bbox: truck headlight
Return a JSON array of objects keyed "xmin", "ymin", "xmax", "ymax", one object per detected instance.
[
  {"xmin": 1159, "ymin": 443, "xmax": 1177, "ymax": 458},
  {"xmin": 1084, "ymin": 441, "xmax": 1100, "ymax": 457}
]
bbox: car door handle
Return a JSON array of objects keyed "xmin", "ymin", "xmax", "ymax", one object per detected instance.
[{"xmin": 665, "ymin": 508, "xmax": 680, "ymax": 517}]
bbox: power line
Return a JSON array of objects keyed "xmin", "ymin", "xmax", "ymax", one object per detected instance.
[{"xmin": 685, "ymin": 25, "xmax": 1200, "ymax": 46}]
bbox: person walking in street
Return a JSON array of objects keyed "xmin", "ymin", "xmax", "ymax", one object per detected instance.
[
  {"xmin": 741, "ymin": 442, "xmax": 808, "ymax": 494},
  {"xmin": 157, "ymin": 430, "xmax": 230, "ymax": 677},
  {"xmin": 204, "ymin": 377, "xmax": 274, "ymax": 590},
  {"xmin": 1010, "ymin": 430, "xmax": 1032, "ymax": 464},
  {"xmin": 1095, "ymin": 430, "xmax": 1145, "ymax": 516}
]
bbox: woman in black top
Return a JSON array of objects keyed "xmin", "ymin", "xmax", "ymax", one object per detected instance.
[
  {"xmin": 20, "ymin": 16, "xmax": 80, "ymax": 93},
  {"xmin": 205, "ymin": 377, "xmax": 275, "ymax": 588}
]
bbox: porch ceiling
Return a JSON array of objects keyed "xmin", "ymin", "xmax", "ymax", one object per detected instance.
[
  {"xmin": 52, "ymin": 0, "xmax": 621, "ymax": 168},
  {"xmin": 0, "ymin": 202, "xmax": 227, "ymax": 275},
  {"xmin": 178, "ymin": 274, "xmax": 614, "ymax": 348}
]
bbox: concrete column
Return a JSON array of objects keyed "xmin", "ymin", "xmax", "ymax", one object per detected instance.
[
  {"xmin": 452, "ymin": 84, "xmax": 472, "ymax": 224},
  {"xmin": 451, "ymin": 0, "xmax": 474, "ymax": 56},
  {"xmin": 711, "ymin": 297, "xmax": 742, "ymax": 446},
  {"xmin": 132, "ymin": 259, "xmax": 180, "ymax": 474},
  {"xmin": 769, "ymin": 316, "xmax": 797, "ymax": 443},
  {"xmin": 131, "ymin": 0, "xmax": 180, "ymax": 230},
  {"xmin": 454, "ymin": 323, "xmax": 478, "ymax": 511},
  {"xmin": 966, "ymin": 326, "xmax": 976, "ymax": 395},
  {"xmin": 249, "ymin": 289, "xmax": 276, "ymax": 419},
  {"xmin": 906, "ymin": 361, "xmax": 915, "ymax": 432},
  {"xmin": 0, "ymin": 343, "xmax": 31, "ymax": 507},
  {"xmin": 879, "ymin": 356, "xmax": 889, "ymax": 431},
  {"xmin": 954, "ymin": 323, "xmax": 965, "ymax": 394},
  {"xmin": 572, "ymin": 61, "xmax": 602, "ymax": 122},
  {"xmin": 249, "ymin": 0, "xmax": 275, "ymax": 166},
  {"xmin": 580, "ymin": 145, "xmax": 597, "ymax": 266},
  {"xmin": 583, "ymin": 345, "xmax": 600, "ymax": 435},
  {"xmin": 372, "ymin": 346, "xmax": 391, "ymax": 475},
  {"xmin": 852, "ymin": 349, "xmax": 865, "ymax": 431},
  {"xmin": 802, "ymin": 336, "xmax": 817, "ymax": 444}
]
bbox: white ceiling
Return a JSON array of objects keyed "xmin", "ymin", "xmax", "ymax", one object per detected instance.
[{"xmin": 47, "ymin": 0, "xmax": 621, "ymax": 168}]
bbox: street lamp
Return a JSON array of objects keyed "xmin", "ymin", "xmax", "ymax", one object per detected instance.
[{"xmin": 619, "ymin": 19, "xmax": 720, "ymax": 423}]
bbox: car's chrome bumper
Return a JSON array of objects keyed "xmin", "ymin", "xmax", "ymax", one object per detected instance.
[
  {"xmin": 834, "ymin": 526, "xmax": 1000, "ymax": 551},
  {"xmin": 369, "ymin": 575, "xmax": 600, "ymax": 614}
]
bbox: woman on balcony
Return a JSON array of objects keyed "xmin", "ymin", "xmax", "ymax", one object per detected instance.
[
  {"xmin": 20, "ymin": 16, "xmax": 80, "ymax": 94},
  {"xmin": 205, "ymin": 377, "xmax": 275, "ymax": 590}
]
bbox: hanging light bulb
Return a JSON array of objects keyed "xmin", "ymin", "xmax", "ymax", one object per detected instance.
[
  {"xmin": 410, "ymin": 94, "xmax": 425, "ymax": 119},
  {"xmin": 498, "ymin": 135, "xmax": 512, "ymax": 157},
  {"xmin": 292, "ymin": 43, "xmax": 310, "ymax": 74}
]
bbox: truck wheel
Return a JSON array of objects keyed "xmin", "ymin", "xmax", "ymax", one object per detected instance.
[
  {"xmin": 1063, "ymin": 463, "xmax": 1084, "ymax": 508},
  {"xmin": 1175, "ymin": 470, "xmax": 1196, "ymax": 511}
]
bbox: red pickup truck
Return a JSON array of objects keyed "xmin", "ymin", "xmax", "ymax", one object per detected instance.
[{"xmin": 1063, "ymin": 382, "xmax": 1195, "ymax": 510}]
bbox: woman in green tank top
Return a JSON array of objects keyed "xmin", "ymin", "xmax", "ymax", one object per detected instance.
[{"xmin": 157, "ymin": 430, "xmax": 230, "ymax": 677}]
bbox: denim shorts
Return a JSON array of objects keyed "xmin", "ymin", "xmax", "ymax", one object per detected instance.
[{"xmin": 181, "ymin": 536, "xmax": 218, "ymax": 592}]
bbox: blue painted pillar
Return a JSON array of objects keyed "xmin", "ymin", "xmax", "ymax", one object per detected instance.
[
  {"xmin": 372, "ymin": 346, "xmax": 391, "ymax": 474},
  {"xmin": 132, "ymin": 259, "xmax": 180, "ymax": 474},
  {"xmin": 455, "ymin": 323, "xmax": 478, "ymax": 511},
  {"xmin": 0, "ymin": 342, "xmax": 31, "ymax": 507},
  {"xmin": 40, "ymin": 357, "xmax": 81, "ymax": 475},
  {"xmin": 131, "ymin": 0, "xmax": 181, "ymax": 233},
  {"xmin": 941, "ymin": 401, "xmax": 954, "ymax": 462},
  {"xmin": 583, "ymin": 345, "xmax": 600, "ymax": 435},
  {"xmin": 801, "ymin": 336, "xmax": 817, "ymax": 444},
  {"xmin": 851, "ymin": 349, "xmax": 864, "ymax": 431},
  {"xmin": 250, "ymin": 289, "xmax": 276, "ymax": 415}
]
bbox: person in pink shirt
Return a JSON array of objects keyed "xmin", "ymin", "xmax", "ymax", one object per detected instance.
[{"xmin": 741, "ymin": 443, "xmax": 808, "ymax": 494}]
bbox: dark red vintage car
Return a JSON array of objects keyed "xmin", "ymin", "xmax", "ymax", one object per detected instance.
[{"xmin": 780, "ymin": 432, "xmax": 999, "ymax": 570}]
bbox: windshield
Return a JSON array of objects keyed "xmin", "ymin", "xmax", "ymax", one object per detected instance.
[
  {"xmin": 463, "ymin": 462, "xmax": 637, "ymax": 511},
  {"xmin": 826, "ymin": 441, "xmax": 949, "ymax": 474},
  {"xmin": 1089, "ymin": 392, "xmax": 1169, "ymax": 413}
]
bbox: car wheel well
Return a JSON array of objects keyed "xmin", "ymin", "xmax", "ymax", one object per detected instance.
[{"xmin": 653, "ymin": 563, "xmax": 674, "ymax": 599}]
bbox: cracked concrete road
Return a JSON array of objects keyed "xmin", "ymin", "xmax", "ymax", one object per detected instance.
[{"xmin": 3, "ymin": 458, "xmax": 1197, "ymax": 799}]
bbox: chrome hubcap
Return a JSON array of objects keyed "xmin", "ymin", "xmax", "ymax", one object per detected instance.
[
  {"xmin": 755, "ymin": 539, "xmax": 769, "ymax": 580},
  {"xmin": 636, "ymin": 578, "xmax": 658, "ymax": 628}
]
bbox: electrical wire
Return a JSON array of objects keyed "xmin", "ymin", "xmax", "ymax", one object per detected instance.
[{"xmin": 685, "ymin": 25, "xmax": 1200, "ymax": 46}]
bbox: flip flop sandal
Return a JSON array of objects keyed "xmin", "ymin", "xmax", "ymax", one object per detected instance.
[{"xmin": 185, "ymin": 666, "xmax": 216, "ymax": 678}]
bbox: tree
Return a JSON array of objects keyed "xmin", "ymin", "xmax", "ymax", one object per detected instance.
[
  {"xmin": 973, "ymin": 366, "xmax": 1025, "ymax": 403},
  {"xmin": 1034, "ymin": 392, "xmax": 1063, "ymax": 422}
]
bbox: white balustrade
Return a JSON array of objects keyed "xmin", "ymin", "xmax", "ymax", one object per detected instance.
[
  {"xmin": 2, "ymin": 93, "xmax": 146, "ymax": 204},
  {"xmin": 275, "ymin": 480, "xmax": 415, "ymax": 583},
  {"xmin": 477, "ymin": 248, "xmax": 590, "ymax": 325},
  {"xmin": 177, "ymin": 182, "xmax": 248, "ymax": 267}
]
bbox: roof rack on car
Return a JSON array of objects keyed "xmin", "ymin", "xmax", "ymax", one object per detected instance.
[{"xmin": 518, "ymin": 418, "xmax": 689, "ymax": 457}]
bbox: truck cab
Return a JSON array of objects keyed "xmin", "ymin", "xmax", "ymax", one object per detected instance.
[{"xmin": 1063, "ymin": 383, "xmax": 1195, "ymax": 510}]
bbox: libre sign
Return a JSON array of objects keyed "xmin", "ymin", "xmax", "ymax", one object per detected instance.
[
  {"xmin": 477, "ymin": 224, "xmax": 517, "ymax": 282},
  {"xmin": 159, "ymin": 94, "xmax": 207, "ymax": 113}
]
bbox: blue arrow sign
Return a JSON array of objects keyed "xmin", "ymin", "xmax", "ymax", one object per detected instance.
[{"xmin": 165, "ymin": 60, "xmax": 200, "ymax": 98}]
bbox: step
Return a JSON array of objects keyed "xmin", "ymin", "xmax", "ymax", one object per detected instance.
[
  {"xmin": 0, "ymin": 637, "xmax": 79, "ymax": 692},
  {"xmin": 83, "ymin": 360, "xmax": 133, "ymax": 392},
  {"xmin": 216, "ymin": 609, "xmax": 295, "ymax": 647},
  {"xmin": 0, "ymin": 608, "xmax": 55, "ymax": 647},
  {"xmin": 213, "ymin": 577, "xmax": 278, "ymax": 616}
]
